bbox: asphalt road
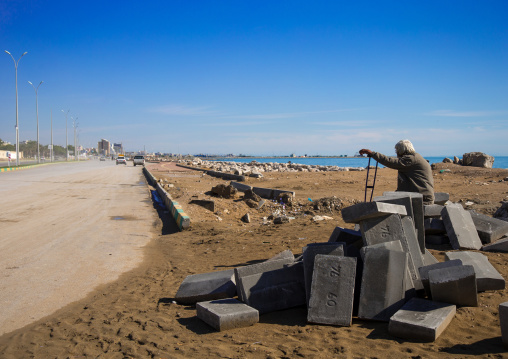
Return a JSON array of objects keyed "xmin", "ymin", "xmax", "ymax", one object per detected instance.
[{"xmin": 0, "ymin": 160, "xmax": 156, "ymax": 335}]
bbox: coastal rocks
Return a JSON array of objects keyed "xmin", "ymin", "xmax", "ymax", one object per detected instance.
[
  {"xmin": 211, "ymin": 184, "xmax": 238, "ymax": 199},
  {"xmin": 494, "ymin": 202, "xmax": 508, "ymax": 222},
  {"xmin": 462, "ymin": 152, "xmax": 494, "ymax": 168},
  {"xmin": 443, "ymin": 158, "xmax": 453, "ymax": 163}
]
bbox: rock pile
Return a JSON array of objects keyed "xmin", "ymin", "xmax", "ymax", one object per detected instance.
[
  {"xmin": 441, "ymin": 152, "xmax": 495, "ymax": 168},
  {"xmin": 179, "ymin": 158, "xmax": 366, "ymax": 174},
  {"xmin": 174, "ymin": 191, "xmax": 508, "ymax": 341}
]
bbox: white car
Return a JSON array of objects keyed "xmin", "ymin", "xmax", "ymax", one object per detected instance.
[
  {"xmin": 116, "ymin": 155, "xmax": 127, "ymax": 165},
  {"xmin": 133, "ymin": 155, "xmax": 145, "ymax": 166}
]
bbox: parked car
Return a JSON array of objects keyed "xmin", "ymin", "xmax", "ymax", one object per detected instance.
[
  {"xmin": 100, "ymin": 156, "xmax": 106, "ymax": 161},
  {"xmin": 116, "ymin": 155, "xmax": 127, "ymax": 165},
  {"xmin": 133, "ymin": 155, "xmax": 145, "ymax": 166}
]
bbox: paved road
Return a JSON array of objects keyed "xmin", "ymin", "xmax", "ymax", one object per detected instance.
[{"xmin": 0, "ymin": 160, "xmax": 156, "ymax": 335}]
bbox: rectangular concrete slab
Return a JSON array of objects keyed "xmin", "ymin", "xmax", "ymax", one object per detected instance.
[
  {"xmin": 196, "ymin": 298, "xmax": 259, "ymax": 331},
  {"xmin": 482, "ymin": 237, "xmax": 508, "ymax": 253},
  {"xmin": 418, "ymin": 259, "xmax": 463, "ymax": 296},
  {"xmin": 434, "ymin": 192, "xmax": 450, "ymax": 205},
  {"xmin": 441, "ymin": 205, "xmax": 482, "ymax": 250},
  {"xmin": 423, "ymin": 249, "xmax": 439, "ymax": 266},
  {"xmin": 175, "ymin": 269, "xmax": 237, "ymax": 304},
  {"xmin": 240, "ymin": 261, "xmax": 306, "ymax": 314},
  {"xmin": 499, "ymin": 302, "xmax": 508, "ymax": 348},
  {"xmin": 445, "ymin": 251, "xmax": 505, "ymax": 292},
  {"xmin": 303, "ymin": 243, "xmax": 345, "ymax": 305},
  {"xmin": 424, "ymin": 204, "xmax": 444, "ymax": 218},
  {"xmin": 429, "ymin": 265, "xmax": 478, "ymax": 307},
  {"xmin": 234, "ymin": 257, "xmax": 294, "ymax": 302},
  {"xmin": 425, "ymin": 218, "xmax": 446, "ymax": 235},
  {"xmin": 307, "ymin": 255, "xmax": 357, "ymax": 326},
  {"xmin": 341, "ymin": 202, "xmax": 407, "ymax": 224},
  {"xmin": 358, "ymin": 246, "xmax": 408, "ymax": 321},
  {"xmin": 267, "ymin": 249, "xmax": 295, "ymax": 262},
  {"xmin": 230, "ymin": 181, "xmax": 253, "ymax": 192},
  {"xmin": 328, "ymin": 226, "xmax": 362, "ymax": 244},
  {"xmin": 468, "ymin": 210, "xmax": 508, "ymax": 244},
  {"xmin": 389, "ymin": 298, "xmax": 456, "ymax": 341}
]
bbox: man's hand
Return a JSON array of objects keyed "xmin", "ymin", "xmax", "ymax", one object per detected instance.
[{"xmin": 359, "ymin": 149, "xmax": 373, "ymax": 157}]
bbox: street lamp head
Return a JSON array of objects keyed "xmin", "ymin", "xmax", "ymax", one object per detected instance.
[
  {"xmin": 5, "ymin": 50, "xmax": 11, "ymax": 55},
  {"xmin": 28, "ymin": 81, "xmax": 33, "ymax": 86},
  {"xmin": 22, "ymin": 52, "xmax": 27, "ymax": 56}
]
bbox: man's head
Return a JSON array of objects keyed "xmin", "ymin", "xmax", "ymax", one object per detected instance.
[{"xmin": 395, "ymin": 140, "xmax": 416, "ymax": 157}]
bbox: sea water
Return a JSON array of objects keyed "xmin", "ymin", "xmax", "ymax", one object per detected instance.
[{"xmin": 213, "ymin": 156, "xmax": 508, "ymax": 169}]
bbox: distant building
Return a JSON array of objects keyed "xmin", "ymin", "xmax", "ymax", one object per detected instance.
[
  {"xmin": 98, "ymin": 139, "xmax": 111, "ymax": 156},
  {"xmin": 113, "ymin": 143, "xmax": 123, "ymax": 154}
]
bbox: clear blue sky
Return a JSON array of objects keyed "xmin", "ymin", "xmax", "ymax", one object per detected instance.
[{"xmin": 1, "ymin": 1, "xmax": 507, "ymax": 156}]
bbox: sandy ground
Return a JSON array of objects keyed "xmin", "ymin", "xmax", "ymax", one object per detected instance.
[
  {"xmin": 0, "ymin": 161, "xmax": 156, "ymax": 336},
  {"xmin": 1, "ymin": 161, "xmax": 508, "ymax": 358}
]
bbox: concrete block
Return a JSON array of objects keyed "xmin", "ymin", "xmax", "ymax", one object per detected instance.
[
  {"xmin": 418, "ymin": 259, "xmax": 463, "ymax": 296},
  {"xmin": 482, "ymin": 237, "xmax": 508, "ymax": 252},
  {"xmin": 360, "ymin": 214, "xmax": 423, "ymax": 291},
  {"xmin": 341, "ymin": 202, "xmax": 407, "ymax": 224},
  {"xmin": 428, "ymin": 265, "xmax": 478, "ymax": 306},
  {"xmin": 434, "ymin": 192, "xmax": 450, "ymax": 205},
  {"xmin": 499, "ymin": 302, "xmax": 508, "ymax": 348},
  {"xmin": 422, "ymin": 249, "xmax": 439, "ymax": 266},
  {"xmin": 175, "ymin": 269, "xmax": 237, "ymax": 304},
  {"xmin": 425, "ymin": 218, "xmax": 446, "ymax": 235},
  {"xmin": 358, "ymin": 246, "xmax": 409, "ymax": 321},
  {"xmin": 234, "ymin": 257, "xmax": 294, "ymax": 302},
  {"xmin": 238, "ymin": 261, "xmax": 306, "ymax": 314},
  {"xmin": 196, "ymin": 299, "xmax": 259, "ymax": 331},
  {"xmin": 267, "ymin": 249, "xmax": 295, "ymax": 262},
  {"xmin": 189, "ymin": 199, "xmax": 215, "ymax": 212},
  {"xmin": 445, "ymin": 251, "xmax": 505, "ymax": 292},
  {"xmin": 307, "ymin": 255, "xmax": 357, "ymax": 326},
  {"xmin": 468, "ymin": 210, "xmax": 508, "ymax": 244},
  {"xmin": 251, "ymin": 187, "xmax": 274, "ymax": 199},
  {"xmin": 303, "ymin": 243, "xmax": 345, "ymax": 305},
  {"xmin": 379, "ymin": 192, "xmax": 425, "ymax": 254},
  {"xmin": 328, "ymin": 226, "xmax": 362, "ymax": 244},
  {"xmin": 424, "ymin": 204, "xmax": 444, "ymax": 218},
  {"xmin": 441, "ymin": 205, "xmax": 482, "ymax": 250},
  {"xmin": 230, "ymin": 181, "xmax": 252, "ymax": 192},
  {"xmin": 425, "ymin": 234, "xmax": 449, "ymax": 245},
  {"xmin": 389, "ymin": 298, "xmax": 456, "ymax": 342}
]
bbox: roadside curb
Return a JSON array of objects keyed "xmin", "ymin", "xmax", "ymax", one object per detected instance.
[{"xmin": 143, "ymin": 167, "xmax": 190, "ymax": 231}]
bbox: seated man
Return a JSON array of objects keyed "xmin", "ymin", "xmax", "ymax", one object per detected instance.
[{"xmin": 359, "ymin": 140, "xmax": 434, "ymax": 204}]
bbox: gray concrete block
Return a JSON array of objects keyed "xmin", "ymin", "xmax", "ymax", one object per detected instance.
[
  {"xmin": 499, "ymin": 302, "xmax": 508, "ymax": 348},
  {"xmin": 175, "ymin": 269, "xmax": 237, "ymax": 304},
  {"xmin": 468, "ymin": 210, "xmax": 508, "ymax": 244},
  {"xmin": 425, "ymin": 234, "xmax": 449, "ymax": 245},
  {"xmin": 425, "ymin": 218, "xmax": 446, "ymax": 235},
  {"xmin": 445, "ymin": 251, "xmax": 505, "ymax": 292},
  {"xmin": 358, "ymin": 246, "xmax": 409, "ymax": 321},
  {"xmin": 234, "ymin": 257, "xmax": 294, "ymax": 302},
  {"xmin": 429, "ymin": 265, "xmax": 478, "ymax": 306},
  {"xmin": 424, "ymin": 204, "xmax": 444, "ymax": 218},
  {"xmin": 196, "ymin": 298, "xmax": 259, "ymax": 331},
  {"xmin": 389, "ymin": 298, "xmax": 456, "ymax": 342},
  {"xmin": 230, "ymin": 181, "xmax": 252, "ymax": 192},
  {"xmin": 307, "ymin": 255, "xmax": 357, "ymax": 326},
  {"xmin": 423, "ymin": 249, "xmax": 439, "ymax": 266},
  {"xmin": 267, "ymin": 249, "xmax": 295, "ymax": 262},
  {"xmin": 252, "ymin": 187, "xmax": 274, "ymax": 199},
  {"xmin": 380, "ymin": 192, "xmax": 425, "ymax": 254},
  {"xmin": 434, "ymin": 192, "xmax": 450, "ymax": 205},
  {"xmin": 400, "ymin": 216, "xmax": 425, "ymax": 289},
  {"xmin": 482, "ymin": 237, "xmax": 508, "ymax": 252},
  {"xmin": 418, "ymin": 259, "xmax": 463, "ymax": 296},
  {"xmin": 341, "ymin": 202, "xmax": 407, "ymax": 224},
  {"xmin": 239, "ymin": 261, "xmax": 306, "ymax": 314},
  {"xmin": 328, "ymin": 226, "xmax": 362, "ymax": 244},
  {"xmin": 303, "ymin": 243, "xmax": 345, "ymax": 305},
  {"xmin": 441, "ymin": 205, "xmax": 482, "ymax": 250}
]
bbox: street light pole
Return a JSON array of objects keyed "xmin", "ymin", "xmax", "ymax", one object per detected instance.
[
  {"xmin": 51, "ymin": 110, "xmax": 53, "ymax": 162},
  {"xmin": 73, "ymin": 117, "xmax": 78, "ymax": 161},
  {"xmin": 28, "ymin": 81, "xmax": 43, "ymax": 163},
  {"xmin": 5, "ymin": 50, "xmax": 27, "ymax": 166},
  {"xmin": 61, "ymin": 109, "xmax": 69, "ymax": 161}
]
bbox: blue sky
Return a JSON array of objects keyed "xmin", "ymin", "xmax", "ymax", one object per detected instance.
[{"xmin": 1, "ymin": 1, "xmax": 507, "ymax": 156}]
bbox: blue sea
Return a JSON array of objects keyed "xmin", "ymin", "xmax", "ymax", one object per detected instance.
[{"xmin": 212, "ymin": 156, "xmax": 508, "ymax": 169}]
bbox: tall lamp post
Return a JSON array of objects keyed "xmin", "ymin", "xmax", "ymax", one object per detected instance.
[
  {"xmin": 73, "ymin": 117, "xmax": 78, "ymax": 161},
  {"xmin": 61, "ymin": 109, "xmax": 69, "ymax": 161},
  {"xmin": 5, "ymin": 50, "xmax": 27, "ymax": 166},
  {"xmin": 28, "ymin": 81, "xmax": 43, "ymax": 163}
]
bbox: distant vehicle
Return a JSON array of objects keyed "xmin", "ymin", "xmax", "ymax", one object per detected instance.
[
  {"xmin": 100, "ymin": 156, "xmax": 106, "ymax": 161},
  {"xmin": 116, "ymin": 155, "xmax": 127, "ymax": 165},
  {"xmin": 133, "ymin": 155, "xmax": 145, "ymax": 166}
]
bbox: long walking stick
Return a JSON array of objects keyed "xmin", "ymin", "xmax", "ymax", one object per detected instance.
[{"xmin": 364, "ymin": 157, "xmax": 379, "ymax": 202}]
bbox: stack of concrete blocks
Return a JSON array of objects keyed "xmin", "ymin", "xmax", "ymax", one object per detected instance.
[
  {"xmin": 342, "ymin": 201, "xmax": 417, "ymax": 321},
  {"xmin": 389, "ymin": 298, "xmax": 456, "ymax": 341}
]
